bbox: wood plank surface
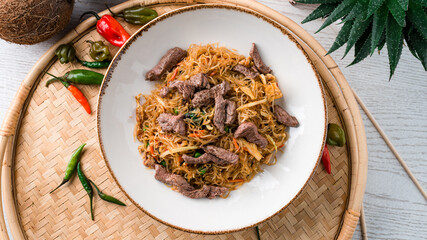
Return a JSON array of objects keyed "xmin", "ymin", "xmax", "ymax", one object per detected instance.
[{"xmin": 0, "ymin": 0, "xmax": 426, "ymax": 239}]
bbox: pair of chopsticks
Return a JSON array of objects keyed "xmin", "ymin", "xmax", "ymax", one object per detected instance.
[{"xmin": 353, "ymin": 88, "xmax": 427, "ymax": 240}]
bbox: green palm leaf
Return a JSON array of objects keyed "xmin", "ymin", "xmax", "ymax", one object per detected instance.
[
  {"xmin": 378, "ymin": 32, "xmax": 387, "ymax": 51},
  {"xmin": 408, "ymin": 29, "xmax": 427, "ymax": 70},
  {"xmin": 343, "ymin": 16, "xmax": 373, "ymax": 57},
  {"xmin": 387, "ymin": 0, "xmax": 407, "ymax": 27},
  {"xmin": 302, "ymin": 3, "xmax": 338, "ymax": 23},
  {"xmin": 407, "ymin": 1, "xmax": 427, "ymax": 39},
  {"xmin": 343, "ymin": 1, "xmax": 367, "ymax": 22},
  {"xmin": 327, "ymin": 20, "xmax": 354, "ymax": 54},
  {"xmin": 404, "ymin": 28, "xmax": 420, "ymax": 60},
  {"xmin": 301, "ymin": 0, "xmax": 426, "ymax": 78},
  {"xmin": 349, "ymin": 32, "xmax": 373, "ymax": 66},
  {"xmin": 367, "ymin": 0, "xmax": 387, "ymax": 17},
  {"xmin": 397, "ymin": 0, "xmax": 409, "ymax": 9},
  {"xmin": 355, "ymin": 26, "xmax": 372, "ymax": 56},
  {"xmin": 412, "ymin": 0, "xmax": 427, "ymax": 6},
  {"xmin": 386, "ymin": 13, "xmax": 404, "ymax": 78},
  {"xmin": 371, "ymin": 4, "xmax": 389, "ymax": 54},
  {"xmin": 316, "ymin": 0, "xmax": 356, "ymax": 33}
]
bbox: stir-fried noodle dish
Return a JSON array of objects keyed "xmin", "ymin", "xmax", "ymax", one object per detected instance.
[{"xmin": 135, "ymin": 43, "xmax": 299, "ymax": 199}]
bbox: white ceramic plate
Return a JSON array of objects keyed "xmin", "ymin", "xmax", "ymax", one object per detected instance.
[{"xmin": 97, "ymin": 4, "xmax": 326, "ymax": 234}]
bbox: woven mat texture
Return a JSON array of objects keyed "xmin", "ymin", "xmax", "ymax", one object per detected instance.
[{"xmin": 13, "ymin": 4, "xmax": 349, "ymax": 240}]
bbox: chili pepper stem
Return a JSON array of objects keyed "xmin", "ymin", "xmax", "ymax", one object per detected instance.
[
  {"xmin": 89, "ymin": 179, "xmax": 126, "ymax": 206},
  {"xmin": 49, "ymin": 179, "xmax": 68, "ymax": 194},
  {"xmin": 46, "ymin": 78, "xmax": 61, "ymax": 87},
  {"xmin": 80, "ymin": 11, "xmax": 101, "ymax": 21},
  {"xmin": 45, "ymin": 72, "xmax": 65, "ymax": 87},
  {"xmin": 90, "ymin": 196, "xmax": 94, "ymax": 221},
  {"xmin": 105, "ymin": 4, "xmax": 124, "ymax": 18}
]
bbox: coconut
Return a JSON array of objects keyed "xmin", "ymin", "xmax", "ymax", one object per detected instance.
[{"xmin": 0, "ymin": 0, "xmax": 74, "ymax": 44}]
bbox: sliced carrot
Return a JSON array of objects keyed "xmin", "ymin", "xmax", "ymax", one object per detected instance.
[
  {"xmin": 233, "ymin": 138, "xmax": 240, "ymax": 151},
  {"xmin": 278, "ymin": 144, "xmax": 285, "ymax": 148},
  {"xmin": 168, "ymin": 68, "xmax": 179, "ymax": 83},
  {"xmin": 188, "ymin": 133, "xmax": 201, "ymax": 138},
  {"xmin": 209, "ymin": 71, "xmax": 217, "ymax": 76},
  {"xmin": 228, "ymin": 178, "xmax": 244, "ymax": 183},
  {"xmin": 178, "ymin": 155, "xmax": 183, "ymax": 163},
  {"xmin": 150, "ymin": 144, "xmax": 155, "ymax": 156}
]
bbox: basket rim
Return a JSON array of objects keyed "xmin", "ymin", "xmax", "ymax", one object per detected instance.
[{"xmin": 0, "ymin": 0, "xmax": 367, "ymax": 239}]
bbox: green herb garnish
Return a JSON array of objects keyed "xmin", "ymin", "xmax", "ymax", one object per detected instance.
[{"xmin": 198, "ymin": 167, "xmax": 207, "ymax": 175}]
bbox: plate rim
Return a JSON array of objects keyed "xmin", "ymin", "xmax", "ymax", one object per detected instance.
[{"xmin": 96, "ymin": 3, "xmax": 327, "ymax": 235}]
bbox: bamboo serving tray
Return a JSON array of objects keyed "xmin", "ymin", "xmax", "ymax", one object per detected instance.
[{"xmin": 0, "ymin": 0, "xmax": 368, "ymax": 239}]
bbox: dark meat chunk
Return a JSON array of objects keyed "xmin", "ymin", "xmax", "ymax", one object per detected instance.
[
  {"xmin": 251, "ymin": 65, "xmax": 260, "ymax": 74},
  {"xmin": 211, "ymin": 80, "xmax": 231, "ymax": 96},
  {"xmin": 202, "ymin": 145, "xmax": 239, "ymax": 165},
  {"xmin": 169, "ymin": 80, "xmax": 195, "ymax": 100},
  {"xmin": 154, "ymin": 165, "xmax": 228, "ymax": 199},
  {"xmin": 213, "ymin": 95, "xmax": 237, "ymax": 132},
  {"xmin": 142, "ymin": 152, "xmax": 155, "ymax": 168},
  {"xmin": 225, "ymin": 100, "xmax": 237, "ymax": 125},
  {"xmin": 191, "ymin": 81, "xmax": 230, "ymax": 108},
  {"xmin": 160, "ymin": 73, "xmax": 210, "ymax": 99},
  {"xmin": 159, "ymin": 86, "xmax": 171, "ymax": 98},
  {"xmin": 182, "ymin": 153, "xmax": 234, "ymax": 165},
  {"xmin": 232, "ymin": 64, "xmax": 259, "ymax": 79},
  {"xmin": 192, "ymin": 89, "xmax": 215, "ymax": 108},
  {"xmin": 208, "ymin": 186, "xmax": 229, "ymax": 199},
  {"xmin": 145, "ymin": 47, "xmax": 187, "ymax": 81},
  {"xmin": 156, "ymin": 113, "xmax": 186, "ymax": 135},
  {"xmin": 274, "ymin": 105, "xmax": 299, "ymax": 127},
  {"xmin": 250, "ymin": 43, "xmax": 271, "ymax": 74},
  {"xmin": 188, "ymin": 73, "xmax": 210, "ymax": 89},
  {"xmin": 155, "ymin": 164, "xmax": 193, "ymax": 191},
  {"xmin": 234, "ymin": 122, "xmax": 268, "ymax": 148},
  {"xmin": 213, "ymin": 95, "xmax": 228, "ymax": 133},
  {"xmin": 182, "ymin": 153, "xmax": 219, "ymax": 164}
]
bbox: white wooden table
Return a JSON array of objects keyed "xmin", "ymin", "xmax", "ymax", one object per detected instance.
[{"xmin": 1, "ymin": 1, "xmax": 426, "ymax": 239}]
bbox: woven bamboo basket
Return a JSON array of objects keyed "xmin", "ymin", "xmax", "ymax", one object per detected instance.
[{"xmin": 0, "ymin": 0, "xmax": 368, "ymax": 239}]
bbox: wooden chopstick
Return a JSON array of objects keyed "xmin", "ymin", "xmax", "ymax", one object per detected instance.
[
  {"xmin": 360, "ymin": 204, "xmax": 368, "ymax": 240},
  {"xmin": 351, "ymin": 88, "xmax": 427, "ymax": 201}
]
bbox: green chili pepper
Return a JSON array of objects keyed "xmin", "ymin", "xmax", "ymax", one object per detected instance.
[
  {"xmin": 77, "ymin": 162, "xmax": 94, "ymax": 221},
  {"xmin": 50, "ymin": 143, "xmax": 86, "ymax": 193},
  {"xmin": 77, "ymin": 58, "xmax": 111, "ymax": 69},
  {"xmin": 160, "ymin": 160, "xmax": 166, "ymax": 167},
  {"xmin": 327, "ymin": 123, "xmax": 346, "ymax": 147},
  {"xmin": 89, "ymin": 180, "xmax": 126, "ymax": 206},
  {"xmin": 107, "ymin": 5, "xmax": 158, "ymax": 25},
  {"xmin": 87, "ymin": 40, "xmax": 113, "ymax": 62},
  {"xmin": 194, "ymin": 152, "xmax": 202, "ymax": 158},
  {"xmin": 45, "ymin": 69, "xmax": 104, "ymax": 86},
  {"xmin": 174, "ymin": 108, "xmax": 179, "ymax": 115},
  {"xmin": 55, "ymin": 43, "xmax": 76, "ymax": 64},
  {"xmin": 146, "ymin": 141, "xmax": 149, "ymax": 147},
  {"xmin": 198, "ymin": 167, "xmax": 207, "ymax": 175}
]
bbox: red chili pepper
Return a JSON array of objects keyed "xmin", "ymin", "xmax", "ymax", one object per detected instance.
[
  {"xmin": 321, "ymin": 144, "xmax": 331, "ymax": 174},
  {"xmin": 81, "ymin": 11, "xmax": 130, "ymax": 47},
  {"xmin": 60, "ymin": 80, "xmax": 91, "ymax": 114}
]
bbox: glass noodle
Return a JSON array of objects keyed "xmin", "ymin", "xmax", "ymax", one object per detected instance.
[{"xmin": 134, "ymin": 44, "xmax": 288, "ymax": 194}]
